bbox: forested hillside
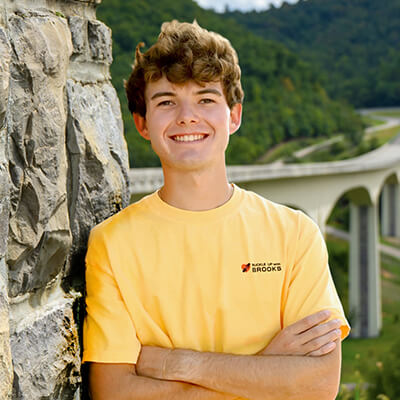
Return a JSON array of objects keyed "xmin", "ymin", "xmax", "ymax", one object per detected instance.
[
  {"xmin": 225, "ymin": 0, "xmax": 400, "ymax": 108},
  {"xmin": 97, "ymin": 0, "xmax": 362, "ymax": 167}
]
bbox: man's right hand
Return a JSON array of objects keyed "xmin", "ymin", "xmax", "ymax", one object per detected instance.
[{"xmin": 259, "ymin": 310, "xmax": 342, "ymax": 357}]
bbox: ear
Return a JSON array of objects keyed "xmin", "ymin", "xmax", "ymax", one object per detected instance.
[
  {"xmin": 229, "ymin": 103, "xmax": 242, "ymax": 135},
  {"xmin": 133, "ymin": 113, "xmax": 150, "ymax": 140}
]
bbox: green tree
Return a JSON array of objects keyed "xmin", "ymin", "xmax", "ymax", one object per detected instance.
[{"xmin": 225, "ymin": 0, "xmax": 400, "ymax": 108}]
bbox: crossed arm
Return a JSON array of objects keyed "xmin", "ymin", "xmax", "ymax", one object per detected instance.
[{"xmin": 89, "ymin": 310, "xmax": 343, "ymax": 400}]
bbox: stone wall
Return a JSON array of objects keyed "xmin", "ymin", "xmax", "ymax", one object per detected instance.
[{"xmin": 0, "ymin": 0, "xmax": 130, "ymax": 398}]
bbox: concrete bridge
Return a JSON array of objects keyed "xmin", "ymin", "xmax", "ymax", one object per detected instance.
[{"xmin": 129, "ymin": 122, "xmax": 400, "ymax": 339}]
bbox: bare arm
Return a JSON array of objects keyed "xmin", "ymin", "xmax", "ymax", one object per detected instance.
[
  {"xmin": 156, "ymin": 340, "xmax": 341, "ymax": 400},
  {"xmin": 89, "ymin": 363, "xmax": 237, "ymax": 400}
]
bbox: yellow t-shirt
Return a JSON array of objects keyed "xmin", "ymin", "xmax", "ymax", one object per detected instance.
[{"xmin": 83, "ymin": 185, "xmax": 350, "ymax": 368}]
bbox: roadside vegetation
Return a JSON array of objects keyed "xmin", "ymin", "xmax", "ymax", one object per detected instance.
[
  {"xmin": 371, "ymin": 111, "xmax": 400, "ymax": 118},
  {"xmin": 270, "ymin": 111, "xmax": 400, "ymax": 164},
  {"xmin": 255, "ymin": 137, "xmax": 321, "ymax": 164},
  {"xmin": 365, "ymin": 125, "xmax": 400, "ymax": 144},
  {"xmin": 327, "ymin": 236, "xmax": 400, "ymax": 399},
  {"xmin": 381, "ymin": 237, "xmax": 400, "ymax": 250},
  {"xmin": 361, "ymin": 115, "xmax": 386, "ymax": 127}
]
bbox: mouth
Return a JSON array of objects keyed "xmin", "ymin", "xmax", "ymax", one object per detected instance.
[{"xmin": 170, "ymin": 134, "xmax": 209, "ymax": 143}]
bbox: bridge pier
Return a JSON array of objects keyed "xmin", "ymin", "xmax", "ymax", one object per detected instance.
[
  {"xmin": 349, "ymin": 202, "xmax": 382, "ymax": 337},
  {"xmin": 381, "ymin": 183, "xmax": 400, "ymax": 237}
]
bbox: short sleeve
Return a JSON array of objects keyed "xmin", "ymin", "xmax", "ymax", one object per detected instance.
[
  {"xmin": 82, "ymin": 226, "xmax": 141, "ymax": 364},
  {"xmin": 283, "ymin": 213, "xmax": 350, "ymax": 340}
]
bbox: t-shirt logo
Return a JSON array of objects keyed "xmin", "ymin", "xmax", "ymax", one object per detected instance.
[
  {"xmin": 241, "ymin": 263, "xmax": 251, "ymax": 272},
  {"xmin": 241, "ymin": 262, "xmax": 283, "ymax": 273}
]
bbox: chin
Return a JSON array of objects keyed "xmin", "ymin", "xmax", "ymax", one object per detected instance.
[{"xmin": 163, "ymin": 157, "xmax": 213, "ymax": 172}]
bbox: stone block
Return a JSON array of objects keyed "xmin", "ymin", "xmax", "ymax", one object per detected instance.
[
  {"xmin": 11, "ymin": 298, "xmax": 81, "ymax": 399},
  {"xmin": 0, "ymin": 6, "xmax": 5, "ymax": 27},
  {"xmin": 0, "ymin": 52, "xmax": 9, "ymax": 257},
  {"xmin": 6, "ymin": 12, "xmax": 74, "ymax": 297},
  {"xmin": 88, "ymin": 20, "xmax": 112, "ymax": 64},
  {"xmin": 68, "ymin": 16, "xmax": 87, "ymax": 55},
  {"xmin": 0, "ymin": 260, "xmax": 12, "ymax": 400},
  {"xmin": 66, "ymin": 80, "xmax": 129, "ymax": 260},
  {"xmin": 0, "ymin": 168, "xmax": 9, "ymax": 258},
  {"xmin": 0, "ymin": 333, "xmax": 12, "ymax": 400},
  {"xmin": 0, "ymin": 27, "xmax": 10, "ymax": 130}
]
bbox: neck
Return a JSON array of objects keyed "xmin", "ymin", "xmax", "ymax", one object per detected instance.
[{"xmin": 159, "ymin": 164, "xmax": 233, "ymax": 211}]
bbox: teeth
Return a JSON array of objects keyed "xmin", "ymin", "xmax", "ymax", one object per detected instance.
[{"xmin": 173, "ymin": 134, "xmax": 206, "ymax": 142}]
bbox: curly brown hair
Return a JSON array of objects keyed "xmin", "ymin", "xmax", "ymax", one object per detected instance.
[{"xmin": 124, "ymin": 20, "xmax": 244, "ymax": 117}]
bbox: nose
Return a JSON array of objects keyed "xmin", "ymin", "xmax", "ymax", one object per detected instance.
[{"xmin": 176, "ymin": 102, "xmax": 199, "ymax": 126}]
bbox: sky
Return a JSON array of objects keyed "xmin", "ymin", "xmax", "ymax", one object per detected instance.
[{"xmin": 195, "ymin": 0, "xmax": 300, "ymax": 13}]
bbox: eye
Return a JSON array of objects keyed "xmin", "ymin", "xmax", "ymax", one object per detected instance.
[
  {"xmin": 199, "ymin": 98, "xmax": 215, "ymax": 104},
  {"xmin": 158, "ymin": 100, "xmax": 174, "ymax": 106}
]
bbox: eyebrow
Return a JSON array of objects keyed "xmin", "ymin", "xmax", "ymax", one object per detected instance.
[
  {"xmin": 150, "ymin": 88, "xmax": 223, "ymax": 100},
  {"xmin": 150, "ymin": 91, "xmax": 176, "ymax": 100},
  {"xmin": 196, "ymin": 88, "xmax": 222, "ymax": 96}
]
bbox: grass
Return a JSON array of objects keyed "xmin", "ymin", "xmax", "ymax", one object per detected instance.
[
  {"xmin": 326, "ymin": 235, "xmax": 400, "ymax": 384},
  {"xmin": 292, "ymin": 124, "xmax": 400, "ymax": 163},
  {"xmin": 371, "ymin": 110, "xmax": 400, "ymax": 118},
  {"xmin": 256, "ymin": 137, "xmax": 321, "ymax": 163},
  {"xmin": 257, "ymin": 114, "xmax": 400, "ymax": 165},
  {"xmin": 381, "ymin": 237, "xmax": 400, "ymax": 250},
  {"xmin": 293, "ymin": 138, "xmax": 357, "ymax": 163},
  {"xmin": 362, "ymin": 115, "xmax": 386, "ymax": 127},
  {"xmin": 364, "ymin": 125, "xmax": 400, "ymax": 145}
]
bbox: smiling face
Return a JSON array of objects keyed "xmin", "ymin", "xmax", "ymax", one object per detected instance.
[{"xmin": 133, "ymin": 77, "xmax": 242, "ymax": 173}]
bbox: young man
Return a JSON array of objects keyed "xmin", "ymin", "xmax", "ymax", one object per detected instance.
[{"xmin": 83, "ymin": 20, "xmax": 350, "ymax": 399}]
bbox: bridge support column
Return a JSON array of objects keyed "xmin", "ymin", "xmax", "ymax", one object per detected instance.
[
  {"xmin": 381, "ymin": 183, "xmax": 400, "ymax": 237},
  {"xmin": 349, "ymin": 202, "xmax": 381, "ymax": 338}
]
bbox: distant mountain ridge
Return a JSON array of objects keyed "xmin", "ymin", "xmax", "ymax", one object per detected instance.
[
  {"xmin": 225, "ymin": 0, "xmax": 400, "ymax": 108},
  {"xmin": 97, "ymin": 0, "xmax": 363, "ymax": 167}
]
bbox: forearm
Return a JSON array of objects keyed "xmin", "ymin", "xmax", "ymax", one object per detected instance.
[
  {"xmin": 89, "ymin": 362, "xmax": 238, "ymax": 400},
  {"xmin": 167, "ymin": 348, "xmax": 339, "ymax": 400},
  {"xmin": 121, "ymin": 375, "xmax": 237, "ymax": 400},
  {"xmin": 139, "ymin": 344, "xmax": 340, "ymax": 400}
]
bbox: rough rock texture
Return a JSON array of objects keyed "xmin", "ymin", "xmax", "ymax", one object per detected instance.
[
  {"xmin": 66, "ymin": 80, "xmax": 129, "ymax": 261},
  {"xmin": 0, "ymin": 24, "xmax": 13, "ymax": 400},
  {"xmin": 88, "ymin": 20, "xmax": 113, "ymax": 64},
  {"xmin": 11, "ymin": 296, "xmax": 81, "ymax": 399},
  {"xmin": 0, "ymin": 0, "xmax": 130, "ymax": 398},
  {"xmin": 0, "ymin": 259, "xmax": 12, "ymax": 400},
  {"xmin": 7, "ymin": 10, "xmax": 73, "ymax": 298}
]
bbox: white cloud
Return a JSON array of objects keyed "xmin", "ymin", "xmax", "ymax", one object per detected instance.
[{"xmin": 195, "ymin": 0, "xmax": 299, "ymax": 13}]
